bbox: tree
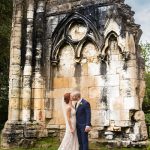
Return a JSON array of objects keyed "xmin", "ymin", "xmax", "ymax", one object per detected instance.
[
  {"xmin": 140, "ymin": 42, "xmax": 150, "ymax": 72},
  {"xmin": 141, "ymin": 42, "xmax": 150, "ymax": 123},
  {"xmin": 0, "ymin": 0, "xmax": 13, "ymax": 128}
]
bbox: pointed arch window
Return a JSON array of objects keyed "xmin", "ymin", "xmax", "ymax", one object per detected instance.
[{"xmin": 51, "ymin": 12, "xmax": 102, "ymax": 65}]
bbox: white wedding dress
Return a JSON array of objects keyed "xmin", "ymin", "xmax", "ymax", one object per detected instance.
[{"xmin": 58, "ymin": 104, "xmax": 79, "ymax": 150}]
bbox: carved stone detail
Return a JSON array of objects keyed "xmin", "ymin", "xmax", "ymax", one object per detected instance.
[{"xmin": 51, "ymin": 13, "xmax": 102, "ymax": 64}]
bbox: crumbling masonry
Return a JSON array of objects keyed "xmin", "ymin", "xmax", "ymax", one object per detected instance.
[{"xmin": 1, "ymin": 0, "xmax": 148, "ymax": 148}]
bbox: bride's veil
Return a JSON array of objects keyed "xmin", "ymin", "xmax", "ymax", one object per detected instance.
[{"xmin": 61, "ymin": 98, "xmax": 68, "ymax": 125}]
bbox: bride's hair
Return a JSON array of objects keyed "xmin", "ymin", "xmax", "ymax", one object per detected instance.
[{"xmin": 64, "ymin": 93, "xmax": 70, "ymax": 104}]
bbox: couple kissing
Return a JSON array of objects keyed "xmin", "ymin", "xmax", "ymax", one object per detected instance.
[{"xmin": 58, "ymin": 91, "xmax": 91, "ymax": 150}]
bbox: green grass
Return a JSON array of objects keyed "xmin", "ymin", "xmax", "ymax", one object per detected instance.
[
  {"xmin": 89, "ymin": 142, "xmax": 147, "ymax": 150},
  {"xmin": 0, "ymin": 137, "xmax": 59, "ymax": 150},
  {"xmin": 0, "ymin": 136, "xmax": 148, "ymax": 150}
]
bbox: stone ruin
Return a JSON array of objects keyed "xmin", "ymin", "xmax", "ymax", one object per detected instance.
[{"xmin": 1, "ymin": 0, "xmax": 148, "ymax": 148}]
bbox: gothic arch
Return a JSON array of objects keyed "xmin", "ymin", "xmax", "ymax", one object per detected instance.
[
  {"xmin": 101, "ymin": 32, "xmax": 123, "ymax": 61},
  {"xmin": 51, "ymin": 12, "xmax": 102, "ymax": 64},
  {"xmin": 101, "ymin": 31, "xmax": 131, "ymax": 66},
  {"xmin": 51, "ymin": 39, "xmax": 74, "ymax": 63},
  {"xmin": 75, "ymin": 36, "xmax": 99, "ymax": 59}
]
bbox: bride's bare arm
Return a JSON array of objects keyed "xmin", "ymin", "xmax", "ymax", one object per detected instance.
[{"xmin": 66, "ymin": 107, "xmax": 74, "ymax": 133}]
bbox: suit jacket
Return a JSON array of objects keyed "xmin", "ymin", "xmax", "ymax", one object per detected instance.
[{"xmin": 76, "ymin": 99, "xmax": 91, "ymax": 127}]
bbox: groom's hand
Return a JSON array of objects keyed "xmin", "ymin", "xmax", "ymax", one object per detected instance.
[{"xmin": 85, "ymin": 126, "xmax": 91, "ymax": 132}]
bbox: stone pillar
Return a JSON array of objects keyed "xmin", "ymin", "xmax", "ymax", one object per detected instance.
[
  {"xmin": 32, "ymin": 1, "xmax": 45, "ymax": 122},
  {"xmin": 8, "ymin": 0, "xmax": 23, "ymax": 121},
  {"xmin": 31, "ymin": 1, "xmax": 48, "ymax": 138},
  {"xmin": 22, "ymin": 0, "xmax": 34, "ymax": 122},
  {"xmin": 1, "ymin": 1, "xmax": 23, "ymax": 148},
  {"xmin": 33, "ymin": 43, "xmax": 45, "ymax": 122}
]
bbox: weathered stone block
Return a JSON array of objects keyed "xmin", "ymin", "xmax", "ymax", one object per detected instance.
[
  {"xmin": 91, "ymin": 110, "xmax": 101, "ymax": 126},
  {"xmin": 120, "ymin": 110, "xmax": 130, "ymax": 121},
  {"xmin": 8, "ymin": 109, "xmax": 20, "ymax": 121},
  {"xmin": 10, "ymin": 88, "xmax": 20, "ymax": 98},
  {"xmin": 81, "ymin": 76, "xmax": 95, "ymax": 87},
  {"xmin": 34, "ymin": 110, "xmax": 45, "ymax": 121},
  {"xmin": 11, "ymin": 55, "xmax": 20, "ymax": 65},
  {"xmin": 115, "ymin": 120, "xmax": 132, "ymax": 127},
  {"xmin": 88, "ymin": 98, "xmax": 101, "ymax": 110},
  {"xmin": 10, "ymin": 65, "xmax": 21, "ymax": 76},
  {"xmin": 32, "ymin": 77, "xmax": 44, "ymax": 88},
  {"xmin": 46, "ymin": 124, "xmax": 60, "ymax": 129},
  {"xmin": 109, "ymin": 96, "xmax": 123, "ymax": 110},
  {"xmin": 32, "ymin": 88, "xmax": 45, "ymax": 99},
  {"xmin": 120, "ymin": 79, "xmax": 137, "ymax": 97},
  {"xmin": 24, "ymin": 130, "xmax": 37, "ymax": 138},
  {"xmin": 107, "ymin": 86, "xmax": 120, "ymax": 99},
  {"xmin": 53, "ymin": 77, "xmax": 69, "ymax": 88},
  {"xmin": 122, "ymin": 67, "xmax": 138, "ymax": 79},
  {"xmin": 80, "ymin": 87, "xmax": 88, "ymax": 98},
  {"xmin": 68, "ymin": 77, "xmax": 79, "ymax": 88},
  {"xmin": 89, "ymin": 87, "xmax": 101, "ymax": 99},
  {"xmin": 27, "ymin": 10, "xmax": 34, "ymax": 19},
  {"xmin": 94, "ymin": 75, "xmax": 106, "ymax": 87},
  {"xmin": 11, "ymin": 76, "xmax": 20, "ymax": 87},
  {"xmin": 106, "ymin": 74, "xmax": 119, "ymax": 86},
  {"xmin": 38, "ymin": 129, "xmax": 48, "ymax": 137},
  {"xmin": 109, "ymin": 110, "xmax": 120, "ymax": 121},
  {"xmin": 81, "ymin": 63, "xmax": 88, "ymax": 75},
  {"xmin": 133, "ymin": 111, "xmax": 145, "ymax": 121},
  {"xmin": 138, "ymin": 80, "xmax": 146, "ymax": 98},
  {"xmin": 107, "ymin": 60, "xmax": 122, "ymax": 75},
  {"xmin": 45, "ymin": 109, "xmax": 52, "ymax": 119},
  {"xmin": 9, "ymin": 98, "xmax": 20, "ymax": 109},
  {"xmin": 89, "ymin": 130, "xmax": 99, "ymax": 139},
  {"xmin": 88, "ymin": 63, "xmax": 100, "ymax": 76},
  {"xmin": 22, "ymin": 98, "xmax": 31, "ymax": 109},
  {"xmin": 22, "ymin": 109, "xmax": 30, "ymax": 121},
  {"xmin": 123, "ymin": 97, "xmax": 139, "ymax": 110}
]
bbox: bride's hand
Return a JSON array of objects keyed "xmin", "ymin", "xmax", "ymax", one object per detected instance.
[{"xmin": 70, "ymin": 128, "xmax": 75, "ymax": 134}]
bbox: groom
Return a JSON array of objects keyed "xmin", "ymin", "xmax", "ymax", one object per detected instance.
[{"xmin": 71, "ymin": 91, "xmax": 91, "ymax": 150}]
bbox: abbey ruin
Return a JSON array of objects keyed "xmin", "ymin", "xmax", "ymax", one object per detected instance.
[{"xmin": 1, "ymin": 0, "xmax": 148, "ymax": 148}]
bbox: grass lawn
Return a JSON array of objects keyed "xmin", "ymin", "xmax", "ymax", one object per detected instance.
[{"xmin": 0, "ymin": 136, "xmax": 149, "ymax": 150}]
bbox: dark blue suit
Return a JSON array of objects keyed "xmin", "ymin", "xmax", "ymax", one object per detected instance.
[{"xmin": 76, "ymin": 99, "xmax": 91, "ymax": 150}]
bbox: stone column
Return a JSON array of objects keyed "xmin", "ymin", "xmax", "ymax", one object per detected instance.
[
  {"xmin": 8, "ymin": 0, "xmax": 23, "ymax": 121},
  {"xmin": 22, "ymin": 0, "xmax": 34, "ymax": 122},
  {"xmin": 32, "ymin": 1, "xmax": 45, "ymax": 122},
  {"xmin": 33, "ymin": 43, "xmax": 45, "ymax": 122}
]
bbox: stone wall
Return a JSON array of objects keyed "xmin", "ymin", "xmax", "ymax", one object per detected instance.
[{"xmin": 1, "ymin": 0, "xmax": 148, "ymax": 148}]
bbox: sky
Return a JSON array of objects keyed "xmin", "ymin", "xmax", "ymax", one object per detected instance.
[{"xmin": 125, "ymin": 0, "xmax": 150, "ymax": 43}]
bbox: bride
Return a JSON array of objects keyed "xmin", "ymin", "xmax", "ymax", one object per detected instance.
[{"xmin": 58, "ymin": 93, "xmax": 79, "ymax": 150}]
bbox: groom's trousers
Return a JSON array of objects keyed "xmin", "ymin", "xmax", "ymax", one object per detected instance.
[{"xmin": 77, "ymin": 125, "xmax": 88, "ymax": 150}]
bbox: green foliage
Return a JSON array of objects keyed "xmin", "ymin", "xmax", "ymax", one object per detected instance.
[
  {"xmin": 0, "ymin": 0, "xmax": 12, "ymax": 52},
  {"xmin": 141, "ymin": 43, "xmax": 150, "ymax": 124},
  {"xmin": 140, "ymin": 42, "xmax": 150, "ymax": 71},
  {"xmin": 143, "ymin": 72, "xmax": 150, "ymax": 111},
  {"xmin": 143, "ymin": 72, "xmax": 150, "ymax": 124},
  {"xmin": 0, "ymin": 0, "xmax": 13, "ymax": 126}
]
